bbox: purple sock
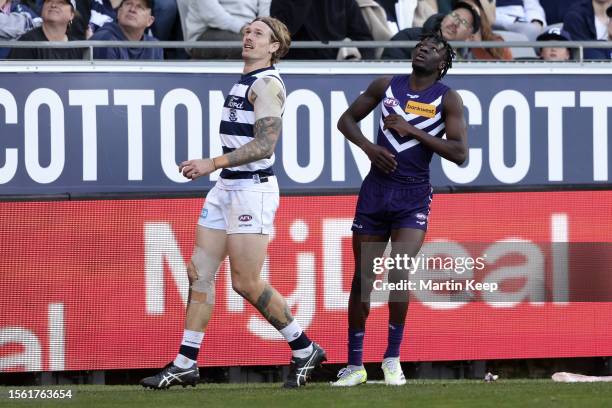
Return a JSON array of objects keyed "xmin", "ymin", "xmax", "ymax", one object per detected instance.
[
  {"xmin": 384, "ymin": 323, "xmax": 404, "ymax": 359},
  {"xmin": 348, "ymin": 328, "xmax": 365, "ymax": 366}
]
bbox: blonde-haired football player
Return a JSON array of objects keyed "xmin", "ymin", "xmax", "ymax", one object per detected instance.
[{"xmin": 141, "ymin": 16, "xmax": 326, "ymax": 390}]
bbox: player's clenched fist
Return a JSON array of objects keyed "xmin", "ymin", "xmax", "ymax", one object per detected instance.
[{"xmin": 179, "ymin": 158, "xmax": 216, "ymax": 180}]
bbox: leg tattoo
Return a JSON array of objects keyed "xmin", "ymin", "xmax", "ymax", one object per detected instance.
[{"xmin": 253, "ymin": 284, "xmax": 293, "ymax": 330}]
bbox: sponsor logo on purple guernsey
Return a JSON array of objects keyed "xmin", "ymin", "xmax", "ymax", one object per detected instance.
[
  {"xmin": 238, "ymin": 214, "xmax": 253, "ymax": 222},
  {"xmin": 383, "ymin": 97, "xmax": 399, "ymax": 108}
]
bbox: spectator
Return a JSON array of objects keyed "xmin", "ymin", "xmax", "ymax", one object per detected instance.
[
  {"xmin": 88, "ymin": 0, "xmax": 120, "ymax": 33},
  {"xmin": 382, "ymin": 1, "xmax": 480, "ymax": 59},
  {"xmin": 153, "ymin": 0, "xmax": 186, "ymax": 58},
  {"xmin": 151, "ymin": 0, "xmax": 177, "ymax": 41},
  {"xmin": 359, "ymin": 0, "xmax": 392, "ymax": 38},
  {"xmin": 536, "ymin": 26, "xmax": 572, "ymax": 61},
  {"xmin": 181, "ymin": 0, "xmax": 270, "ymax": 59},
  {"xmin": 0, "ymin": 0, "xmax": 40, "ymax": 38},
  {"xmin": 90, "ymin": 0, "xmax": 162, "ymax": 59},
  {"xmin": 413, "ymin": 0, "xmax": 439, "ymax": 27},
  {"xmin": 375, "ymin": 0, "xmax": 439, "ymax": 32},
  {"xmin": 539, "ymin": 0, "xmax": 575, "ymax": 25},
  {"xmin": 438, "ymin": 0, "xmax": 496, "ymax": 24},
  {"xmin": 271, "ymin": 0, "xmax": 374, "ymax": 60},
  {"xmin": 0, "ymin": 0, "xmax": 41, "ymax": 58},
  {"xmin": 464, "ymin": 0, "xmax": 513, "ymax": 60},
  {"xmin": 357, "ymin": 0, "xmax": 393, "ymax": 59},
  {"xmin": 35, "ymin": 0, "xmax": 87, "ymax": 38},
  {"xmin": 374, "ymin": 0, "xmax": 398, "ymax": 32},
  {"xmin": 74, "ymin": 0, "xmax": 89, "ymax": 24},
  {"xmin": 437, "ymin": 0, "xmax": 453, "ymax": 14},
  {"xmin": 8, "ymin": 0, "xmax": 84, "ymax": 59},
  {"xmin": 494, "ymin": 0, "xmax": 546, "ymax": 41},
  {"xmin": 563, "ymin": 0, "xmax": 612, "ymax": 60},
  {"xmin": 474, "ymin": 0, "xmax": 495, "ymax": 24},
  {"xmin": 69, "ymin": 0, "xmax": 87, "ymax": 38}
]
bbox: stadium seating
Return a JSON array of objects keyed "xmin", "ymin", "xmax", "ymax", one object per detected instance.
[{"xmin": 494, "ymin": 30, "xmax": 537, "ymax": 59}]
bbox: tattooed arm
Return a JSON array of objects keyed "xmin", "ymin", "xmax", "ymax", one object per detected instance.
[
  {"xmin": 214, "ymin": 76, "xmax": 285, "ymax": 168},
  {"xmin": 179, "ymin": 76, "xmax": 285, "ymax": 179},
  {"xmin": 221, "ymin": 116, "xmax": 281, "ymax": 167}
]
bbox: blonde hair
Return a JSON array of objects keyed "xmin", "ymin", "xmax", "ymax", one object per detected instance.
[{"xmin": 252, "ymin": 16, "xmax": 291, "ymax": 64}]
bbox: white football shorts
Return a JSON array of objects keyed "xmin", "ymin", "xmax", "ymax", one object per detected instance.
[{"xmin": 198, "ymin": 185, "xmax": 279, "ymax": 234}]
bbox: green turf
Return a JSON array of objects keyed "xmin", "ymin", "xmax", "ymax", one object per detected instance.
[{"xmin": 2, "ymin": 380, "xmax": 612, "ymax": 408}]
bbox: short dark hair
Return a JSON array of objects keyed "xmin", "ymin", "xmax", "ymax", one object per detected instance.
[
  {"xmin": 453, "ymin": 1, "xmax": 481, "ymax": 34},
  {"xmin": 418, "ymin": 32, "xmax": 456, "ymax": 80}
]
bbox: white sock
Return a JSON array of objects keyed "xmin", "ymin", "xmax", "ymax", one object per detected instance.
[
  {"xmin": 292, "ymin": 343, "xmax": 313, "ymax": 359},
  {"xmin": 279, "ymin": 320, "xmax": 313, "ymax": 358},
  {"xmin": 174, "ymin": 354, "xmax": 196, "ymax": 369},
  {"xmin": 173, "ymin": 330, "xmax": 204, "ymax": 369},
  {"xmin": 348, "ymin": 364, "xmax": 365, "ymax": 371},
  {"xmin": 279, "ymin": 320, "xmax": 302, "ymax": 342},
  {"xmin": 181, "ymin": 329, "xmax": 204, "ymax": 348}
]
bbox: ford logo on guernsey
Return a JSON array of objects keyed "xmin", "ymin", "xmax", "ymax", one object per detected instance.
[
  {"xmin": 227, "ymin": 96, "xmax": 244, "ymax": 109},
  {"xmin": 238, "ymin": 214, "xmax": 253, "ymax": 222},
  {"xmin": 383, "ymin": 97, "xmax": 399, "ymax": 108}
]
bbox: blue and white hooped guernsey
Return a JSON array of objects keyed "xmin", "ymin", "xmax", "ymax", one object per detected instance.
[
  {"xmin": 216, "ymin": 66, "xmax": 285, "ymax": 192},
  {"xmin": 372, "ymin": 75, "xmax": 450, "ymax": 187}
]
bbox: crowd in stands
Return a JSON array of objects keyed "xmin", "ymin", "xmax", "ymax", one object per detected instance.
[{"xmin": 1, "ymin": 0, "xmax": 611, "ymax": 60}]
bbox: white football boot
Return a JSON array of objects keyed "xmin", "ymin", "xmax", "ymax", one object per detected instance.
[
  {"xmin": 330, "ymin": 366, "xmax": 367, "ymax": 387},
  {"xmin": 382, "ymin": 357, "xmax": 406, "ymax": 386}
]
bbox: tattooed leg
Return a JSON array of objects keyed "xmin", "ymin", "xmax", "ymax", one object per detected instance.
[
  {"xmin": 251, "ymin": 284, "xmax": 294, "ymax": 330},
  {"xmin": 228, "ymin": 233, "xmax": 294, "ymax": 330},
  {"xmin": 232, "ymin": 282, "xmax": 294, "ymax": 330}
]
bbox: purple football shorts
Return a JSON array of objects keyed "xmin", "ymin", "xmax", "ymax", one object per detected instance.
[{"xmin": 352, "ymin": 175, "xmax": 433, "ymax": 235}]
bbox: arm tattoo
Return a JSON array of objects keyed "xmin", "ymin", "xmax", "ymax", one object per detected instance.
[
  {"xmin": 225, "ymin": 117, "xmax": 281, "ymax": 167},
  {"xmin": 249, "ymin": 77, "xmax": 285, "ymax": 105},
  {"xmin": 251, "ymin": 284, "xmax": 293, "ymax": 330}
]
